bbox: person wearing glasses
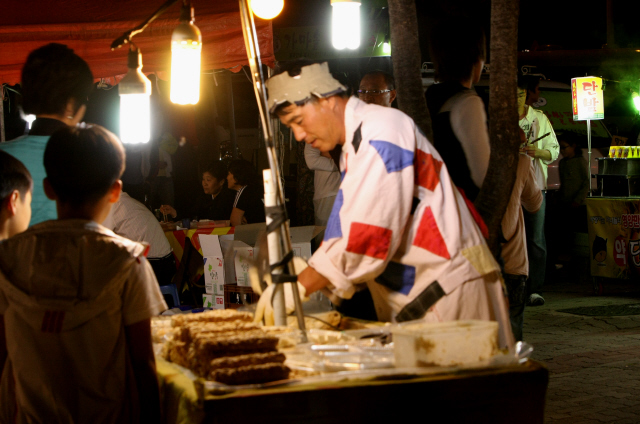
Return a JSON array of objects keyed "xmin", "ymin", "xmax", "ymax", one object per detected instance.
[{"xmin": 357, "ymin": 71, "xmax": 397, "ymax": 108}]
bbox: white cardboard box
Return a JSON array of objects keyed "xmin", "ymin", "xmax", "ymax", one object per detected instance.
[
  {"xmin": 200, "ymin": 235, "xmax": 227, "ymax": 308},
  {"xmin": 202, "ymin": 294, "xmax": 224, "ymax": 309},
  {"xmin": 233, "ymin": 241, "xmax": 254, "ymax": 287},
  {"xmin": 289, "ymin": 226, "xmax": 325, "ymax": 260}
]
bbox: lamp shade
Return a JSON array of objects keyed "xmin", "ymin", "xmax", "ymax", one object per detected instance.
[
  {"xmin": 250, "ymin": 0, "xmax": 284, "ymax": 20},
  {"xmin": 119, "ymin": 50, "xmax": 152, "ymax": 144},
  {"xmin": 170, "ymin": 17, "xmax": 202, "ymax": 105},
  {"xmin": 331, "ymin": 0, "xmax": 360, "ymax": 50}
]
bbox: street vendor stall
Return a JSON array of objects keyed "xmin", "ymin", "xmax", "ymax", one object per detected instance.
[
  {"xmin": 586, "ymin": 158, "xmax": 640, "ymax": 292},
  {"xmin": 152, "ymin": 311, "xmax": 548, "ymax": 424}
]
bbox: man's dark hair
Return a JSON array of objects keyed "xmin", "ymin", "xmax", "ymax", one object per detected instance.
[
  {"xmin": 21, "ymin": 43, "xmax": 94, "ymax": 116},
  {"xmin": 44, "ymin": 125, "xmax": 125, "ymax": 206},
  {"xmin": 203, "ymin": 161, "xmax": 228, "ymax": 182},
  {"xmin": 517, "ymin": 74, "xmax": 541, "ymax": 93},
  {"xmin": 270, "ymin": 59, "xmax": 350, "ymax": 117},
  {"xmin": 429, "ymin": 19, "xmax": 486, "ymax": 83},
  {"xmin": 361, "ymin": 70, "xmax": 395, "ymax": 90},
  {"xmin": 228, "ymin": 159, "xmax": 257, "ymax": 186},
  {"xmin": 0, "ymin": 151, "xmax": 33, "ymax": 203}
]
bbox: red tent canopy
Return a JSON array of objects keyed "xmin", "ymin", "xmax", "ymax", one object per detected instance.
[{"xmin": 0, "ymin": 0, "xmax": 274, "ymax": 84}]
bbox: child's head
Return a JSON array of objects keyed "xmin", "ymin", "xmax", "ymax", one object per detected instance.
[
  {"xmin": 0, "ymin": 151, "xmax": 33, "ymax": 239},
  {"xmin": 558, "ymin": 132, "xmax": 582, "ymax": 159},
  {"xmin": 43, "ymin": 125, "xmax": 125, "ymax": 221}
]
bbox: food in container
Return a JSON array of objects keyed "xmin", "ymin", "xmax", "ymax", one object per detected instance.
[{"xmin": 391, "ymin": 320, "xmax": 499, "ymax": 367}]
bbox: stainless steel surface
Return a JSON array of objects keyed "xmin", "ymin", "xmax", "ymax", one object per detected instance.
[{"xmin": 597, "ymin": 158, "xmax": 640, "ymax": 176}]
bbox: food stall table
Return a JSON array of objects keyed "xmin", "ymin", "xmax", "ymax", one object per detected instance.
[
  {"xmin": 165, "ymin": 227, "xmax": 235, "ymax": 267},
  {"xmin": 157, "ymin": 358, "xmax": 548, "ymax": 424},
  {"xmin": 586, "ymin": 197, "xmax": 640, "ymax": 293}
]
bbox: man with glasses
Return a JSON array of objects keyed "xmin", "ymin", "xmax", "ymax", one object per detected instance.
[{"xmin": 357, "ymin": 71, "xmax": 396, "ymax": 108}]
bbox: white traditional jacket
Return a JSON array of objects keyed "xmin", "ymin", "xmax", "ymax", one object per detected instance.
[
  {"xmin": 308, "ymin": 97, "xmax": 500, "ymax": 322},
  {"xmin": 519, "ymin": 106, "xmax": 560, "ymax": 190}
]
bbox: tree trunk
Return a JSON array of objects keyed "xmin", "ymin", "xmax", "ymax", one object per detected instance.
[
  {"xmin": 474, "ymin": 0, "xmax": 521, "ymax": 256},
  {"xmin": 387, "ymin": 0, "xmax": 432, "ymax": 140}
]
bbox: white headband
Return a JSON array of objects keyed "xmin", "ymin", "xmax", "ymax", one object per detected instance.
[{"xmin": 265, "ymin": 62, "xmax": 347, "ymax": 113}]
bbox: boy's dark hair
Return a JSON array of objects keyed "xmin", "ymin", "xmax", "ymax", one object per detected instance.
[
  {"xmin": 270, "ymin": 59, "xmax": 350, "ymax": 117},
  {"xmin": 429, "ymin": 19, "xmax": 486, "ymax": 83},
  {"xmin": 517, "ymin": 75, "xmax": 541, "ymax": 93},
  {"xmin": 0, "ymin": 151, "xmax": 33, "ymax": 203},
  {"xmin": 203, "ymin": 161, "xmax": 228, "ymax": 182},
  {"xmin": 21, "ymin": 43, "xmax": 94, "ymax": 116},
  {"xmin": 361, "ymin": 70, "xmax": 395, "ymax": 90},
  {"xmin": 228, "ymin": 159, "xmax": 257, "ymax": 186},
  {"xmin": 44, "ymin": 125, "xmax": 125, "ymax": 206}
]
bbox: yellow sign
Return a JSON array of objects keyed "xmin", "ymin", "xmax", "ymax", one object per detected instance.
[
  {"xmin": 572, "ymin": 76, "xmax": 604, "ymax": 121},
  {"xmin": 587, "ymin": 198, "xmax": 640, "ymax": 280},
  {"xmin": 611, "ymin": 135, "xmax": 628, "ymax": 146}
]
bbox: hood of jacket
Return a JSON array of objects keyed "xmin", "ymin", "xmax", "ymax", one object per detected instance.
[{"xmin": 0, "ymin": 219, "xmax": 148, "ymax": 302}]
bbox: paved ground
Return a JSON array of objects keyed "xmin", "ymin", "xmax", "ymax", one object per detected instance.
[{"xmin": 524, "ymin": 256, "xmax": 640, "ymax": 423}]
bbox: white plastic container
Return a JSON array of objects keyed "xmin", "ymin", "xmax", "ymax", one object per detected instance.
[{"xmin": 391, "ymin": 320, "xmax": 499, "ymax": 368}]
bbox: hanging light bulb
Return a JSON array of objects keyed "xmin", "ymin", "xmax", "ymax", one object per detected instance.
[
  {"xmin": 331, "ymin": 0, "xmax": 361, "ymax": 50},
  {"xmin": 250, "ymin": 0, "xmax": 284, "ymax": 20},
  {"xmin": 119, "ymin": 48, "xmax": 151, "ymax": 144},
  {"xmin": 170, "ymin": 4, "xmax": 202, "ymax": 105},
  {"xmin": 633, "ymin": 92, "xmax": 640, "ymax": 113}
]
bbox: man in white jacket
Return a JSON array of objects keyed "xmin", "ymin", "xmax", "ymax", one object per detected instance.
[
  {"xmin": 264, "ymin": 62, "xmax": 514, "ymax": 349},
  {"xmin": 518, "ymin": 75, "xmax": 560, "ymax": 306}
]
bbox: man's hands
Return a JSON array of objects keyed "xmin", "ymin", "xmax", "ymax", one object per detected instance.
[
  {"xmin": 159, "ymin": 204, "xmax": 177, "ymax": 218},
  {"xmin": 520, "ymin": 145, "xmax": 552, "ymax": 161}
]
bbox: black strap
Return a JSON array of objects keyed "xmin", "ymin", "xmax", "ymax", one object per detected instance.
[
  {"xmin": 270, "ymin": 250, "xmax": 298, "ymax": 284},
  {"xmin": 265, "ymin": 205, "xmax": 288, "ymax": 234},
  {"xmin": 396, "ymin": 281, "xmax": 445, "ymax": 322}
]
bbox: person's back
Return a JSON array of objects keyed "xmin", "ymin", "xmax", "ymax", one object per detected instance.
[
  {"xmin": 0, "ymin": 125, "xmax": 166, "ymax": 423},
  {"xmin": 0, "ymin": 43, "xmax": 93, "ymax": 226},
  {"xmin": 0, "ymin": 222, "xmax": 162, "ymax": 422},
  {"xmin": 501, "ymin": 155, "xmax": 542, "ymax": 340},
  {"xmin": 425, "ymin": 19, "xmax": 490, "ymax": 203}
]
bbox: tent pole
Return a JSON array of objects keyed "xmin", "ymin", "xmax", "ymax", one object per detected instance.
[{"xmin": 0, "ymin": 85, "xmax": 5, "ymax": 142}]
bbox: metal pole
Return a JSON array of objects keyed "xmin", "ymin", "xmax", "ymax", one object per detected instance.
[
  {"xmin": 263, "ymin": 169, "xmax": 287, "ymax": 326},
  {"xmin": 587, "ymin": 119, "xmax": 592, "ymax": 196},
  {"xmin": 226, "ymin": 74, "xmax": 238, "ymax": 158},
  {"xmin": 238, "ymin": 0, "xmax": 307, "ymax": 340}
]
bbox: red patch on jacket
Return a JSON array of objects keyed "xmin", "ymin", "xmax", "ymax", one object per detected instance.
[
  {"xmin": 413, "ymin": 207, "xmax": 450, "ymax": 259},
  {"xmin": 414, "ymin": 149, "xmax": 443, "ymax": 191},
  {"xmin": 346, "ymin": 222, "xmax": 392, "ymax": 260},
  {"xmin": 458, "ymin": 188, "xmax": 489, "ymax": 239}
]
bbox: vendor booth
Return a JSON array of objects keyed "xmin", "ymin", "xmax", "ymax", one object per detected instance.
[{"xmin": 1, "ymin": 2, "xmax": 550, "ymax": 422}]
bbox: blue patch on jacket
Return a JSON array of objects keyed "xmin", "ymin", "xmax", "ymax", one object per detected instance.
[
  {"xmin": 375, "ymin": 261, "xmax": 416, "ymax": 295},
  {"xmin": 370, "ymin": 140, "xmax": 414, "ymax": 173},
  {"xmin": 324, "ymin": 189, "xmax": 344, "ymax": 240}
]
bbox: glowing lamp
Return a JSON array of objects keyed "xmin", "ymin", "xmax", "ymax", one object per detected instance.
[
  {"xmin": 331, "ymin": 0, "xmax": 361, "ymax": 50},
  {"xmin": 250, "ymin": 0, "xmax": 284, "ymax": 20},
  {"xmin": 170, "ymin": 5, "xmax": 202, "ymax": 105},
  {"xmin": 119, "ymin": 49, "xmax": 151, "ymax": 144},
  {"xmin": 634, "ymin": 92, "xmax": 640, "ymax": 112},
  {"xmin": 383, "ymin": 41, "xmax": 391, "ymax": 54}
]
